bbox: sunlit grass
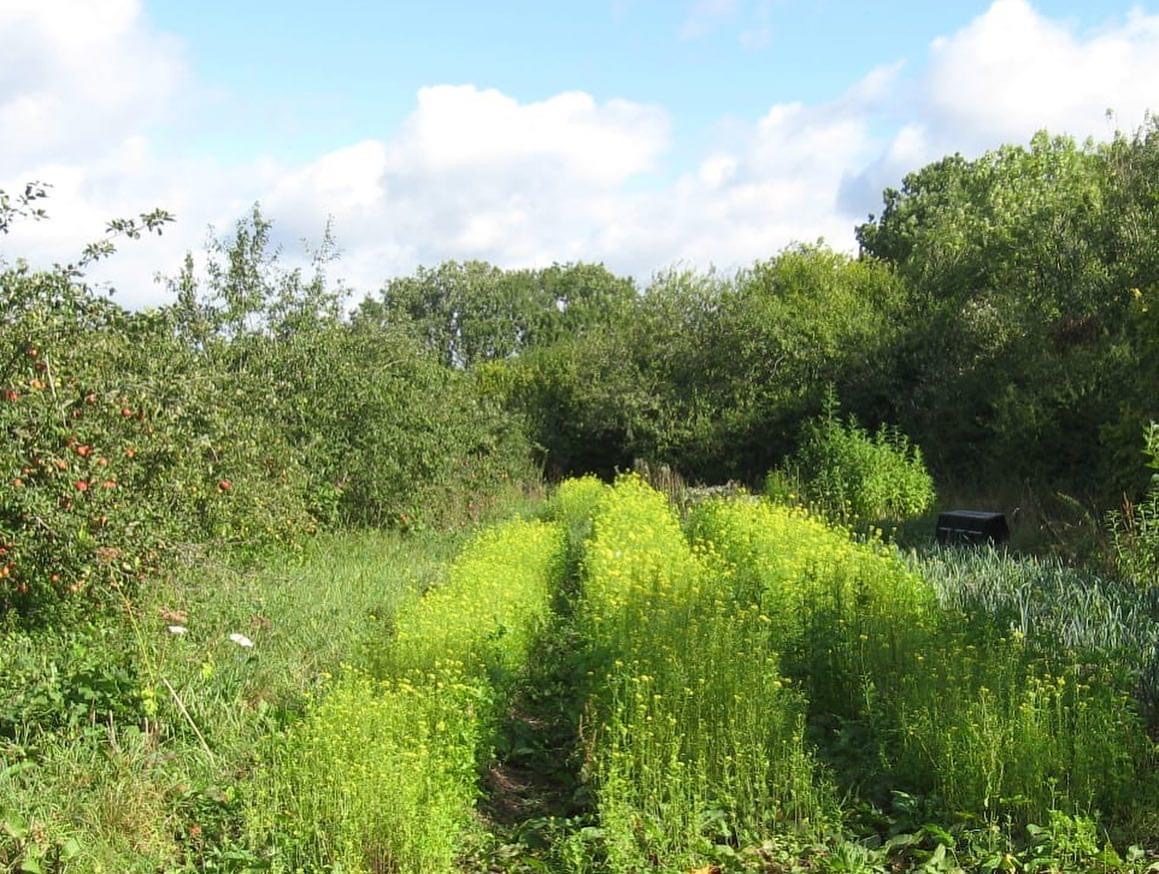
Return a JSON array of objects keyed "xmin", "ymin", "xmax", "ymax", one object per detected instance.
[{"xmin": 0, "ymin": 527, "xmax": 460, "ymax": 871}]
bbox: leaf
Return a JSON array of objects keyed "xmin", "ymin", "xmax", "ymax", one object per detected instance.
[
  {"xmin": 2, "ymin": 811, "xmax": 29, "ymax": 839},
  {"xmin": 59, "ymin": 837, "xmax": 82, "ymax": 861},
  {"xmin": 921, "ymin": 823, "xmax": 956, "ymax": 848},
  {"xmin": 885, "ymin": 832, "xmax": 918, "ymax": 852}
]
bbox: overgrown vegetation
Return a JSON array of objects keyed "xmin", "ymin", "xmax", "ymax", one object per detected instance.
[
  {"xmin": 770, "ymin": 394, "xmax": 936, "ymax": 526},
  {"xmin": 3, "ymin": 118, "xmax": 1159, "ymax": 871},
  {"xmin": 246, "ymin": 517, "xmax": 566, "ymax": 871}
]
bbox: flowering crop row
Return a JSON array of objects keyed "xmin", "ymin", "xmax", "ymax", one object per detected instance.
[
  {"xmin": 562, "ymin": 478, "xmax": 1158, "ymax": 866},
  {"xmin": 247, "ymin": 517, "xmax": 567, "ymax": 872},
  {"xmin": 690, "ymin": 497, "xmax": 1159, "ymax": 840},
  {"xmin": 573, "ymin": 475, "xmax": 833, "ymax": 871}
]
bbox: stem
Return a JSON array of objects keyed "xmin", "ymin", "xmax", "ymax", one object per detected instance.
[
  {"xmin": 43, "ymin": 351, "xmax": 67, "ymax": 430},
  {"xmin": 161, "ymin": 676, "xmax": 216, "ymax": 763}
]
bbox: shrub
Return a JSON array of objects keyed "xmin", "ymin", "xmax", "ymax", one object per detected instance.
[
  {"xmin": 0, "ymin": 266, "xmax": 312, "ymax": 619},
  {"xmin": 171, "ymin": 210, "xmax": 539, "ymax": 532},
  {"xmin": 688, "ymin": 497, "xmax": 935, "ymax": 723},
  {"xmin": 246, "ymin": 668, "xmax": 482, "ymax": 872},
  {"xmin": 776, "ymin": 397, "xmax": 935, "ymax": 525},
  {"xmin": 375, "ymin": 518, "xmax": 566, "ymax": 685},
  {"xmin": 1107, "ymin": 422, "xmax": 1159, "ymax": 587},
  {"xmin": 544, "ymin": 475, "xmax": 608, "ymax": 530}
]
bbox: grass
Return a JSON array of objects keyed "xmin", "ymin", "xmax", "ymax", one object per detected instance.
[
  {"xmin": 0, "ymin": 527, "xmax": 464, "ymax": 871},
  {"xmin": 246, "ymin": 517, "xmax": 568, "ymax": 872}
]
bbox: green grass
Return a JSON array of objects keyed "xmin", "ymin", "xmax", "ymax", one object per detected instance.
[{"xmin": 0, "ymin": 527, "xmax": 463, "ymax": 872}]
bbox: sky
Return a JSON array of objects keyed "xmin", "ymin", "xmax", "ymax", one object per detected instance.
[{"xmin": 2, "ymin": 0, "xmax": 1158, "ymax": 307}]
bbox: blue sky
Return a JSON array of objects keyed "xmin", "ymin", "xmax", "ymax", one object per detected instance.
[
  {"xmin": 146, "ymin": 1, "xmax": 1126, "ymax": 166},
  {"xmin": 2, "ymin": 1, "xmax": 1157, "ymax": 305}
]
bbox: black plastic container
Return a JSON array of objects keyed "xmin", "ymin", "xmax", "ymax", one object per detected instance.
[{"xmin": 935, "ymin": 510, "xmax": 1009, "ymax": 545}]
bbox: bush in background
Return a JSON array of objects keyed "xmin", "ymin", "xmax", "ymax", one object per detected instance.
[{"xmin": 773, "ymin": 396, "xmax": 935, "ymax": 526}]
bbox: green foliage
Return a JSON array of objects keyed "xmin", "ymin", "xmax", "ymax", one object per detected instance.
[
  {"xmin": 544, "ymin": 475, "xmax": 608, "ymax": 530},
  {"xmin": 0, "ymin": 196, "xmax": 539, "ymax": 620},
  {"xmin": 692, "ymin": 496, "xmax": 1158, "ymax": 842},
  {"xmin": 1108, "ymin": 422, "xmax": 1159, "ymax": 586},
  {"xmin": 779, "ymin": 397, "xmax": 935, "ymax": 526},
  {"xmin": 374, "ymin": 518, "xmax": 566, "ymax": 684},
  {"xmin": 511, "ymin": 250, "xmax": 909, "ymax": 481},
  {"xmin": 858, "ymin": 124, "xmax": 1159, "ymax": 492},
  {"xmin": 918, "ymin": 545, "xmax": 1159, "ymax": 717},
  {"xmin": 247, "ymin": 668, "xmax": 484, "ymax": 873},
  {"xmin": 688, "ymin": 497, "xmax": 935, "ymax": 727},
  {"xmin": 361, "ymin": 260, "xmax": 635, "ymax": 369},
  {"xmin": 0, "ymin": 623, "xmax": 143, "ymax": 743},
  {"xmin": 172, "ymin": 209, "xmax": 537, "ymax": 531},
  {"xmin": 1, "ymin": 201, "xmax": 310, "ymax": 619},
  {"xmin": 0, "ymin": 528, "xmax": 453, "ymax": 871}
]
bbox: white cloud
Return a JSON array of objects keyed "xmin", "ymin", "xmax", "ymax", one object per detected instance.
[
  {"xmin": 841, "ymin": 0, "xmax": 1159, "ymax": 222},
  {"xmin": 3, "ymin": 1, "xmax": 1159, "ymax": 307},
  {"xmin": 255, "ymin": 85, "xmax": 671, "ymax": 287},
  {"xmin": 395, "ymin": 86, "xmax": 667, "ymax": 186},
  {"xmin": 0, "ymin": 0, "xmax": 185, "ymax": 166},
  {"xmin": 922, "ymin": 0, "xmax": 1157, "ymax": 148}
]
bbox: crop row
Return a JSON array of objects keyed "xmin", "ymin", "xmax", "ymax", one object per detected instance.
[
  {"xmin": 563, "ymin": 476, "xmax": 1159, "ymax": 869},
  {"xmin": 245, "ymin": 517, "xmax": 567, "ymax": 872},
  {"xmin": 566, "ymin": 475, "xmax": 831, "ymax": 871}
]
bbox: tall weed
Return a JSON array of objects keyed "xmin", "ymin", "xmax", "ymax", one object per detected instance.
[{"xmin": 775, "ymin": 397, "xmax": 935, "ymax": 526}]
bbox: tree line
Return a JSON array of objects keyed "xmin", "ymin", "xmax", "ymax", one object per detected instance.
[{"xmin": 2, "ymin": 121, "xmax": 1157, "ymax": 616}]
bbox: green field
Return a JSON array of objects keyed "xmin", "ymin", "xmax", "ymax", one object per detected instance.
[{"xmin": 3, "ymin": 477, "xmax": 1157, "ymax": 872}]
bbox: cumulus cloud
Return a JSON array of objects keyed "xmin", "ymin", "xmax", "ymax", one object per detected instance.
[
  {"xmin": 2, "ymin": 0, "xmax": 1159, "ymax": 307},
  {"xmin": 0, "ymin": 0, "xmax": 184, "ymax": 166},
  {"xmin": 923, "ymin": 0, "xmax": 1157, "ymax": 147},
  {"xmin": 258, "ymin": 85, "xmax": 671, "ymax": 287},
  {"xmin": 840, "ymin": 0, "xmax": 1159, "ymax": 221}
]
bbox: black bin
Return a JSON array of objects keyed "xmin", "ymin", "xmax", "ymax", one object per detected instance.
[{"xmin": 935, "ymin": 510, "xmax": 1009, "ymax": 545}]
